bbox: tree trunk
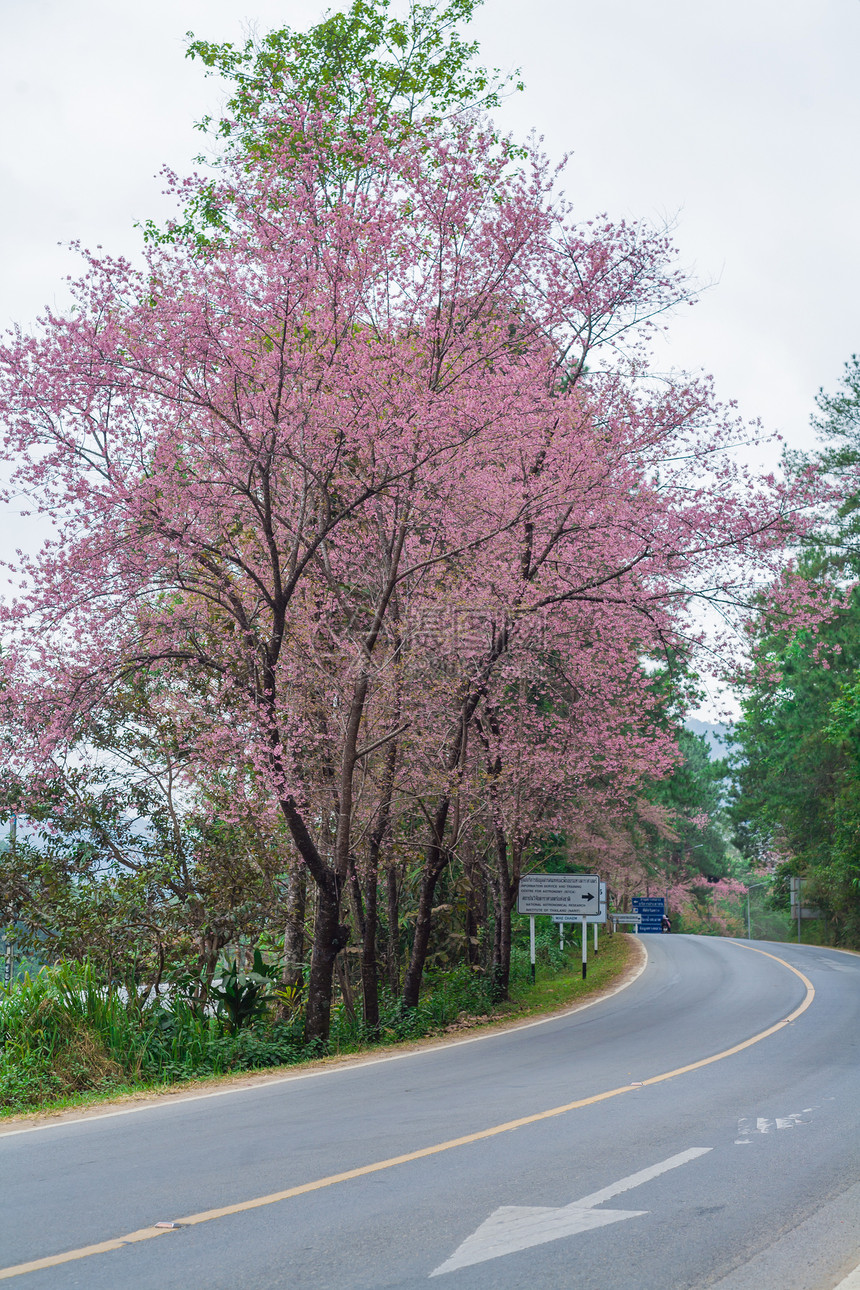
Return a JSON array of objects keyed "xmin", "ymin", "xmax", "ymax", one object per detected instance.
[
  {"xmin": 275, "ymin": 788, "xmax": 341, "ymax": 1043},
  {"xmin": 401, "ymin": 858, "xmax": 447, "ymax": 1009},
  {"xmin": 401, "ymin": 796, "xmax": 450, "ymax": 1009},
  {"xmin": 335, "ymin": 954, "xmax": 357, "ymax": 1024},
  {"xmin": 306, "ymin": 670, "xmax": 368, "ymax": 1042},
  {"xmin": 281, "ymin": 861, "xmax": 307, "ymax": 993},
  {"xmin": 360, "ymin": 732, "xmax": 398, "ymax": 1035},
  {"xmin": 491, "ymin": 829, "xmax": 513, "ymax": 1000},
  {"xmin": 361, "ymin": 873, "xmax": 380, "ymax": 1035},
  {"xmin": 348, "ymin": 855, "xmax": 366, "ymax": 942},
  {"xmin": 195, "ymin": 927, "xmax": 229, "ymax": 1011},
  {"xmin": 386, "ymin": 864, "xmax": 400, "ymax": 994},
  {"xmin": 304, "ymin": 872, "xmax": 348, "ymax": 1045},
  {"xmin": 490, "ymin": 882, "xmax": 502, "ymax": 983},
  {"xmin": 274, "ymin": 534, "xmax": 408, "ymax": 1044},
  {"xmin": 400, "ymin": 630, "xmax": 510, "ymax": 1010},
  {"xmin": 349, "ymin": 851, "xmax": 381, "ymax": 1032},
  {"xmin": 463, "ymin": 846, "xmax": 484, "ymax": 968},
  {"xmin": 496, "ymin": 874, "xmax": 513, "ymax": 1000}
]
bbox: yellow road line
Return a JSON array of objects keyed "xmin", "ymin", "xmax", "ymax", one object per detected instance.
[
  {"xmin": 0, "ymin": 942, "xmax": 816, "ymax": 1282},
  {"xmin": 640, "ymin": 942, "xmax": 815, "ymax": 1087}
]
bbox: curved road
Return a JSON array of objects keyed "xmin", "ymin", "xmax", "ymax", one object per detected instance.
[{"xmin": 1, "ymin": 936, "xmax": 859, "ymax": 1288}]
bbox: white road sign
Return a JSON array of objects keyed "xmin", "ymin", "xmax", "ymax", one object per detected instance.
[
  {"xmin": 553, "ymin": 882, "xmax": 607, "ymax": 924},
  {"xmin": 517, "ymin": 873, "xmax": 600, "ymax": 917}
]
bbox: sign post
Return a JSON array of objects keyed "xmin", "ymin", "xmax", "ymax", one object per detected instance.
[
  {"xmin": 609, "ymin": 911, "xmax": 642, "ymax": 931},
  {"xmin": 517, "ymin": 873, "xmax": 601, "ymax": 919},
  {"xmin": 581, "ymin": 917, "xmax": 587, "ymax": 979},
  {"xmin": 632, "ymin": 896, "xmax": 666, "ymax": 933},
  {"xmin": 551, "ymin": 881, "xmax": 606, "ymax": 969},
  {"xmin": 518, "ymin": 874, "xmax": 600, "ymax": 983},
  {"xmin": 594, "ymin": 883, "xmax": 604, "ymax": 956}
]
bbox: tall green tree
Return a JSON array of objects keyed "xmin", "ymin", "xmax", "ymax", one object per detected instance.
[
  {"xmin": 141, "ymin": 0, "xmax": 520, "ymax": 247},
  {"xmin": 187, "ymin": 0, "xmax": 517, "ymax": 139},
  {"xmin": 731, "ymin": 356, "xmax": 860, "ymax": 944},
  {"xmin": 811, "ymin": 353, "xmax": 860, "ymax": 568}
]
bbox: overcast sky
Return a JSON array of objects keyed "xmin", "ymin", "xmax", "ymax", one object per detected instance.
[
  {"xmin": 3, "ymin": 0, "xmax": 858, "ymax": 452},
  {"xmin": 2, "ymin": 0, "xmax": 858, "ymax": 720}
]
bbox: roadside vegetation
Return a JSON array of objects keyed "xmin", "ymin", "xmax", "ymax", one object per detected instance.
[
  {"xmin": 0, "ymin": 928, "xmax": 632, "ymax": 1118},
  {"xmin": 729, "ymin": 356, "xmax": 860, "ymax": 948}
]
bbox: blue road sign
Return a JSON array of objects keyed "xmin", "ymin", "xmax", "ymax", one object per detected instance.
[{"xmin": 632, "ymin": 896, "xmax": 666, "ymax": 933}]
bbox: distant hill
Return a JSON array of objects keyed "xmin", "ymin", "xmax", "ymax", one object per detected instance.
[{"xmin": 685, "ymin": 718, "xmax": 730, "ymax": 759}]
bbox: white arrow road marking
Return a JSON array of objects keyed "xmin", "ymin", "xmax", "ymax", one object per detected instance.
[{"xmin": 430, "ymin": 1147, "xmax": 711, "ymax": 1277}]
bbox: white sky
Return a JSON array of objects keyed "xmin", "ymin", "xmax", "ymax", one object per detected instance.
[
  {"xmin": 3, "ymin": 0, "xmax": 858, "ymax": 452},
  {"xmin": 2, "ymin": 0, "xmax": 859, "ymax": 713}
]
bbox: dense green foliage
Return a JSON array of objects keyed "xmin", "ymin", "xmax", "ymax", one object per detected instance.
[
  {"xmin": 187, "ymin": 0, "xmax": 517, "ymax": 135},
  {"xmin": 652, "ymin": 728, "xmax": 731, "ymax": 876},
  {"xmin": 730, "ymin": 357, "xmax": 860, "ymax": 945}
]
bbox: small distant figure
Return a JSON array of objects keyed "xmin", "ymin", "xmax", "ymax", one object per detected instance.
[{"xmin": 661, "ymin": 913, "xmax": 672, "ymax": 933}]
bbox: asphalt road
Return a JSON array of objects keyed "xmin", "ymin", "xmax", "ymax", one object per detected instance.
[{"xmin": 2, "ymin": 935, "xmax": 859, "ymax": 1289}]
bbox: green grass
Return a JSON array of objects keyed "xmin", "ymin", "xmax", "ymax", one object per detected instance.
[
  {"xmin": 0, "ymin": 933, "xmax": 635, "ymax": 1120},
  {"xmin": 505, "ymin": 932, "xmax": 630, "ymax": 1016}
]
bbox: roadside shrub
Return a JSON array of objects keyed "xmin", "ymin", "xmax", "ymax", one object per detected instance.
[
  {"xmin": 1, "ymin": 947, "xmax": 580, "ymax": 1115},
  {"xmin": 0, "ymin": 963, "xmax": 136, "ymax": 1109}
]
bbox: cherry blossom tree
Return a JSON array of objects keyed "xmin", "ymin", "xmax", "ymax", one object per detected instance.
[{"xmin": 0, "ymin": 84, "xmax": 820, "ymax": 1039}]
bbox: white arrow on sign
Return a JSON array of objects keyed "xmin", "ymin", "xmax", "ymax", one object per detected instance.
[{"xmin": 430, "ymin": 1147, "xmax": 711, "ymax": 1277}]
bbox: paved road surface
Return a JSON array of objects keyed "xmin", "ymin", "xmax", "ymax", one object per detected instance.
[{"xmin": 1, "ymin": 936, "xmax": 859, "ymax": 1288}]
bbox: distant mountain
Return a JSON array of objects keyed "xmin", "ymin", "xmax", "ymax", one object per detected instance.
[{"xmin": 685, "ymin": 718, "xmax": 730, "ymax": 759}]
